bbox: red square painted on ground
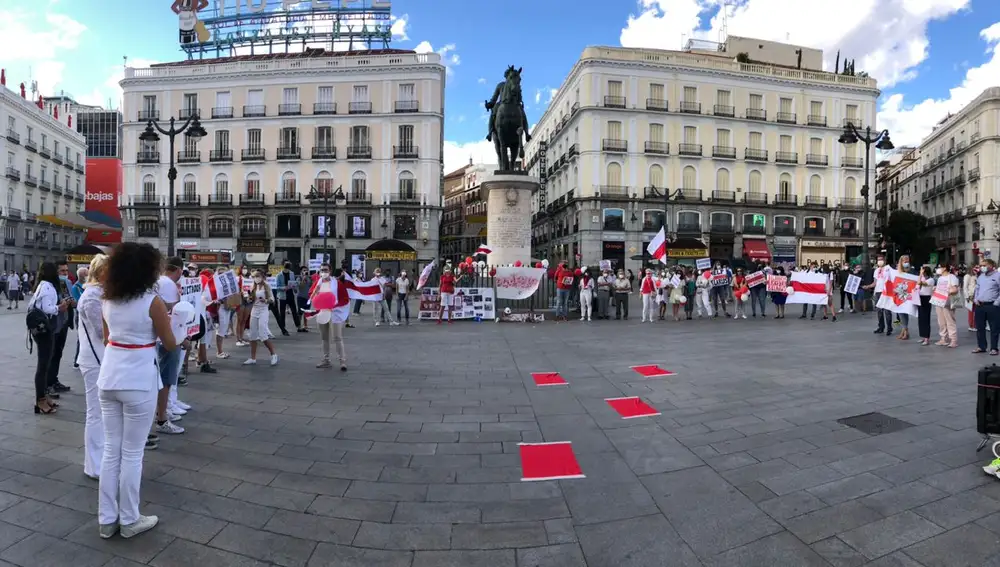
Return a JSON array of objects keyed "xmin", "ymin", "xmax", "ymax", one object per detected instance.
[
  {"xmin": 519, "ymin": 442, "xmax": 585, "ymax": 481},
  {"xmin": 630, "ymin": 364, "xmax": 675, "ymax": 378},
  {"xmin": 605, "ymin": 397, "xmax": 661, "ymax": 419},
  {"xmin": 531, "ymin": 372, "xmax": 568, "ymax": 386}
]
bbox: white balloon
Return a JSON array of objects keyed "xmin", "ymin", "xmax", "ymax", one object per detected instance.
[
  {"xmin": 678, "ymin": 295, "xmax": 687, "ymax": 304},
  {"xmin": 541, "ymin": 259, "xmax": 550, "ymax": 268},
  {"xmin": 740, "ymin": 293, "xmax": 750, "ymax": 302},
  {"xmin": 315, "ymin": 310, "xmax": 332, "ymax": 324},
  {"xmin": 785, "ymin": 286, "xmax": 795, "ymax": 295}
]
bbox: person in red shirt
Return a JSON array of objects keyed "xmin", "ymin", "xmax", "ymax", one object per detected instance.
[
  {"xmin": 553, "ymin": 261, "xmax": 574, "ymax": 320},
  {"xmin": 640, "ymin": 268, "xmax": 657, "ymax": 323},
  {"xmin": 437, "ymin": 266, "xmax": 458, "ymax": 324}
]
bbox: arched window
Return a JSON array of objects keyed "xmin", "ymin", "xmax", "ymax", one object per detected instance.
[
  {"xmin": 845, "ymin": 177, "xmax": 857, "ymax": 199},
  {"xmin": 742, "ymin": 213, "xmax": 766, "ymax": 233},
  {"xmin": 213, "ymin": 173, "xmax": 229, "ymax": 198},
  {"xmin": 840, "ymin": 217, "xmax": 859, "ymax": 236},
  {"xmin": 716, "ymin": 168, "xmax": 730, "ymax": 191},
  {"xmin": 775, "ymin": 215, "xmax": 795, "ymax": 235},
  {"xmin": 682, "ymin": 165, "xmax": 696, "ymax": 190},
  {"xmin": 177, "ymin": 217, "xmax": 200, "ymax": 237},
  {"xmin": 182, "ymin": 174, "xmax": 196, "ymax": 199},
  {"xmin": 809, "ymin": 174, "xmax": 821, "ymax": 197},
  {"xmin": 603, "ymin": 208, "xmax": 624, "ymax": 231},
  {"xmin": 142, "ymin": 175, "xmax": 155, "ymax": 198},
  {"xmin": 351, "ymin": 171, "xmax": 367, "ymax": 198},
  {"xmin": 779, "ymin": 172, "xmax": 792, "ymax": 201},
  {"xmin": 710, "ymin": 211, "xmax": 734, "ymax": 230},
  {"xmin": 648, "ymin": 164, "xmax": 664, "ymax": 189},
  {"xmin": 805, "ymin": 216, "xmax": 825, "ymax": 236},
  {"xmin": 245, "ymin": 172, "xmax": 260, "ymax": 198},
  {"xmin": 315, "ymin": 170, "xmax": 333, "ymax": 195},
  {"xmin": 677, "ymin": 210, "xmax": 701, "ymax": 232},
  {"xmin": 399, "ymin": 170, "xmax": 417, "ymax": 200},
  {"xmin": 643, "ymin": 208, "xmax": 665, "ymax": 231},
  {"xmin": 240, "ymin": 216, "xmax": 267, "ymax": 237},
  {"xmin": 281, "ymin": 171, "xmax": 296, "ymax": 197},
  {"xmin": 606, "ymin": 162, "xmax": 622, "ymax": 187},
  {"xmin": 748, "ymin": 170, "xmax": 762, "ymax": 195}
]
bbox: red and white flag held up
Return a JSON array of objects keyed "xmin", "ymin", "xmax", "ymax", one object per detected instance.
[
  {"xmin": 646, "ymin": 227, "xmax": 667, "ymax": 262},
  {"xmin": 784, "ymin": 272, "xmax": 829, "ymax": 305},
  {"xmin": 342, "ymin": 273, "xmax": 383, "ymax": 302},
  {"xmin": 475, "ymin": 244, "xmax": 492, "ymax": 255}
]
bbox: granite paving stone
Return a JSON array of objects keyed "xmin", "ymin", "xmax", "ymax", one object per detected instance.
[{"xmin": 0, "ymin": 309, "xmax": 996, "ymax": 564}]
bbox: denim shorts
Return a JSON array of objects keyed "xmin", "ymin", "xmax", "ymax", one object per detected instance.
[{"xmin": 157, "ymin": 345, "xmax": 182, "ymax": 387}]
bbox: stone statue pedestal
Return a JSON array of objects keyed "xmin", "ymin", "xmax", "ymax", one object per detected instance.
[{"xmin": 483, "ymin": 173, "xmax": 538, "ymax": 266}]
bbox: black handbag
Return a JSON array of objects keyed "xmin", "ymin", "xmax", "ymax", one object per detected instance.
[{"xmin": 25, "ymin": 307, "xmax": 54, "ymax": 337}]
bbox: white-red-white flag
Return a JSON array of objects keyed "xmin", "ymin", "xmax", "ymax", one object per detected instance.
[
  {"xmin": 342, "ymin": 273, "xmax": 383, "ymax": 302},
  {"xmin": 646, "ymin": 227, "xmax": 667, "ymax": 262},
  {"xmin": 417, "ymin": 261, "xmax": 435, "ymax": 290},
  {"xmin": 784, "ymin": 272, "xmax": 829, "ymax": 305},
  {"xmin": 475, "ymin": 244, "xmax": 492, "ymax": 255}
]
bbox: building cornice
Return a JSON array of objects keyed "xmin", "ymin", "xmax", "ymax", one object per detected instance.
[
  {"xmin": 121, "ymin": 64, "xmax": 445, "ymax": 90},
  {"xmin": 0, "ymin": 87, "xmax": 87, "ymax": 146},
  {"xmin": 919, "ymin": 87, "xmax": 1000, "ymax": 147}
]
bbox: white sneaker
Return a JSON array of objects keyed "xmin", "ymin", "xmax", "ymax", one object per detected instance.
[
  {"xmin": 587, "ymin": 317, "xmax": 592, "ymax": 321},
  {"xmin": 742, "ymin": 314, "xmax": 747, "ymax": 319},
  {"xmin": 156, "ymin": 420, "xmax": 184, "ymax": 435},
  {"xmin": 167, "ymin": 412, "xmax": 183, "ymax": 422},
  {"xmin": 390, "ymin": 321, "xmax": 400, "ymax": 326},
  {"xmin": 243, "ymin": 358, "xmax": 257, "ymax": 365},
  {"xmin": 120, "ymin": 515, "xmax": 158, "ymax": 539},
  {"xmin": 734, "ymin": 314, "xmax": 739, "ymax": 319},
  {"xmin": 375, "ymin": 322, "xmax": 381, "ymax": 327},
  {"xmin": 580, "ymin": 317, "xmax": 585, "ymax": 321},
  {"xmin": 838, "ymin": 308, "xmax": 844, "ymax": 313},
  {"xmin": 270, "ymin": 354, "xmax": 279, "ymax": 366},
  {"xmin": 641, "ymin": 318, "xmax": 646, "ymax": 322},
  {"xmin": 168, "ymin": 405, "xmax": 187, "ymax": 416},
  {"xmin": 175, "ymin": 400, "xmax": 191, "ymax": 411},
  {"xmin": 99, "ymin": 523, "xmax": 118, "ymax": 539}
]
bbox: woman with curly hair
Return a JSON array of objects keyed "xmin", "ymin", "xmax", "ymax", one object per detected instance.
[{"xmin": 97, "ymin": 243, "xmax": 181, "ymax": 539}]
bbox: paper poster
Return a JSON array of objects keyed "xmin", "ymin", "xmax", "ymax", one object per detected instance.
[
  {"xmin": 766, "ymin": 275, "xmax": 787, "ymax": 293},
  {"xmin": 599, "ymin": 260, "xmax": 612, "ymax": 271},
  {"xmin": 417, "ymin": 287, "xmax": 495, "ymax": 321},
  {"xmin": 178, "ymin": 277, "xmax": 204, "ymax": 336},
  {"xmin": 844, "ymin": 274, "xmax": 861, "ymax": 295},
  {"xmin": 266, "ymin": 276, "xmax": 278, "ymax": 289},
  {"xmin": 746, "ymin": 271, "xmax": 766, "ymax": 288},
  {"xmin": 710, "ymin": 273, "xmax": 731, "ymax": 288},
  {"xmin": 213, "ymin": 270, "xmax": 240, "ymax": 299},
  {"xmin": 930, "ymin": 278, "xmax": 950, "ymax": 308},
  {"xmin": 696, "ymin": 258, "xmax": 711, "ymax": 270},
  {"xmin": 494, "ymin": 267, "xmax": 545, "ymax": 300},
  {"xmin": 888, "ymin": 274, "xmax": 919, "ymax": 306}
]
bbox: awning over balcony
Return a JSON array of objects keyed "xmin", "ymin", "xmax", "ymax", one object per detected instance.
[
  {"xmin": 365, "ymin": 239, "xmax": 417, "ymax": 261},
  {"xmin": 742, "ymin": 239, "xmax": 772, "ymax": 262}
]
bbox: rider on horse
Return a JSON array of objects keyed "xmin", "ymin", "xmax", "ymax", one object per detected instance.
[{"xmin": 485, "ymin": 67, "xmax": 531, "ymax": 143}]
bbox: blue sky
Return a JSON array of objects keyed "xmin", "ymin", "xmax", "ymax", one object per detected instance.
[{"xmin": 2, "ymin": 0, "xmax": 999, "ymax": 171}]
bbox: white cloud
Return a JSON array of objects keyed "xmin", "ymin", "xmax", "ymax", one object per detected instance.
[
  {"xmin": 620, "ymin": 0, "xmax": 970, "ymax": 89},
  {"xmin": 879, "ymin": 21, "xmax": 1000, "ymax": 147},
  {"xmin": 0, "ymin": 8, "xmax": 86, "ymax": 94},
  {"xmin": 533, "ymin": 87, "xmax": 558, "ymax": 105},
  {"xmin": 444, "ymin": 140, "xmax": 496, "ymax": 173},
  {"xmin": 414, "ymin": 40, "xmax": 460, "ymax": 74},
  {"xmin": 477, "ymin": 77, "xmax": 487, "ymax": 84},
  {"xmin": 76, "ymin": 58, "xmax": 158, "ymax": 110},
  {"xmin": 390, "ymin": 14, "xmax": 408, "ymax": 41}
]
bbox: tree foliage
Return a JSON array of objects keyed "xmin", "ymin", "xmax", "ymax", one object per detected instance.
[{"xmin": 884, "ymin": 210, "xmax": 936, "ymax": 264}]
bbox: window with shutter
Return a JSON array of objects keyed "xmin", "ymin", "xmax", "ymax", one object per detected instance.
[
  {"xmin": 683, "ymin": 126, "xmax": 696, "ymax": 144},
  {"xmin": 779, "ymin": 135, "xmax": 792, "ymax": 152},
  {"xmin": 607, "ymin": 81, "xmax": 623, "ymax": 97},
  {"xmin": 649, "ymin": 123, "xmax": 663, "ymax": 141},
  {"xmin": 606, "ymin": 163, "xmax": 622, "ymax": 186},
  {"xmin": 779, "ymin": 98, "xmax": 792, "ymax": 113},
  {"xmin": 716, "ymin": 168, "xmax": 730, "ymax": 191},
  {"xmin": 749, "ymin": 94, "xmax": 763, "ymax": 109},
  {"xmin": 810, "ymin": 101, "xmax": 822, "ymax": 115},
  {"xmin": 649, "ymin": 83, "xmax": 664, "ymax": 100},
  {"xmin": 649, "ymin": 164, "xmax": 663, "ymax": 187},
  {"xmin": 748, "ymin": 170, "xmax": 762, "ymax": 194},
  {"xmin": 682, "ymin": 166, "xmax": 696, "ymax": 189},
  {"xmin": 809, "ymin": 175, "xmax": 821, "ymax": 196},
  {"xmin": 607, "ymin": 121, "xmax": 622, "ymax": 139},
  {"xmin": 809, "ymin": 138, "xmax": 822, "ymax": 154},
  {"xmin": 749, "ymin": 132, "xmax": 762, "ymax": 149},
  {"xmin": 683, "ymin": 86, "xmax": 696, "ymax": 101},
  {"xmin": 716, "ymin": 129, "xmax": 731, "ymax": 147},
  {"xmin": 716, "ymin": 90, "xmax": 731, "ymax": 106}
]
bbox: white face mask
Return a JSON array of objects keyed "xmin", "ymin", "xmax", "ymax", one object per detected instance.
[
  {"xmin": 877, "ymin": 260, "xmax": 885, "ymax": 267},
  {"xmin": 936, "ymin": 268, "xmax": 944, "ymax": 275},
  {"xmin": 319, "ymin": 271, "xmax": 330, "ymax": 278},
  {"xmin": 242, "ymin": 269, "xmax": 248, "ymax": 275},
  {"xmin": 400, "ymin": 273, "xmax": 407, "ymax": 278}
]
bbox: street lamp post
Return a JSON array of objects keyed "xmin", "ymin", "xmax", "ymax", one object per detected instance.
[
  {"xmin": 838, "ymin": 123, "xmax": 893, "ymax": 270},
  {"xmin": 306, "ymin": 184, "xmax": 344, "ymax": 265},
  {"xmin": 139, "ymin": 115, "xmax": 207, "ymax": 257}
]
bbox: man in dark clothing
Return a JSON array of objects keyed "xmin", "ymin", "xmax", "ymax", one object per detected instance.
[
  {"xmin": 48, "ymin": 260, "xmax": 75, "ymax": 397},
  {"xmin": 836, "ymin": 265, "xmax": 854, "ymax": 313},
  {"xmin": 275, "ymin": 262, "xmax": 302, "ymax": 332}
]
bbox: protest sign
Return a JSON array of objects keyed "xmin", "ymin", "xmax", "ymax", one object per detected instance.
[
  {"xmin": 213, "ymin": 270, "xmax": 240, "ymax": 300},
  {"xmin": 785, "ymin": 272, "xmax": 829, "ymax": 305},
  {"xmin": 696, "ymin": 258, "xmax": 711, "ymax": 270},
  {"xmin": 494, "ymin": 267, "xmax": 546, "ymax": 300},
  {"xmin": 178, "ymin": 277, "xmax": 204, "ymax": 337},
  {"xmin": 931, "ymin": 278, "xmax": 950, "ymax": 308},
  {"xmin": 766, "ymin": 275, "xmax": 787, "ymax": 293},
  {"xmin": 417, "ymin": 288, "xmax": 495, "ymax": 320},
  {"xmin": 746, "ymin": 271, "xmax": 766, "ymax": 288},
  {"xmin": 844, "ymin": 274, "xmax": 861, "ymax": 295},
  {"xmin": 710, "ymin": 273, "xmax": 731, "ymax": 288}
]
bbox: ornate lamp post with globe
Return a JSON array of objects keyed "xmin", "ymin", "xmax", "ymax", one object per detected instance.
[{"xmin": 838, "ymin": 123, "xmax": 894, "ymax": 269}]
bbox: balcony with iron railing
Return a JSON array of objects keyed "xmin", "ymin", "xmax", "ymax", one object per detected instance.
[
  {"xmin": 177, "ymin": 150, "xmax": 200, "ymax": 163},
  {"xmin": 209, "ymin": 193, "xmax": 232, "ymax": 205},
  {"xmin": 807, "ymin": 115, "xmax": 827, "ymax": 127},
  {"xmin": 75, "ymin": 162, "xmax": 84, "ymax": 174},
  {"xmin": 4, "ymin": 167, "xmax": 20, "ymax": 181},
  {"xmin": 839, "ymin": 197, "xmax": 866, "ymax": 209},
  {"xmin": 61, "ymin": 157, "xmax": 73, "ymax": 170},
  {"xmin": 349, "ymin": 101, "xmax": 373, "ymax": 114},
  {"xmin": 602, "ymin": 138, "xmax": 627, "ymax": 153},
  {"xmin": 742, "ymin": 223, "xmax": 765, "ymax": 235},
  {"xmin": 52, "ymin": 181, "xmax": 63, "ymax": 195},
  {"xmin": 242, "ymin": 148, "xmax": 265, "ymax": 162},
  {"xmin": 208, "ymin": 226, "xmax": 232, "ymax": 238},
  {"xmin": 675, "ymin": 188, "xmax": 702, "ymax": 201},
  {"xmin": 391, "ymin": 192, "xmax": 421, "ymax": 204},
  {"xmin": 205, "ymin": 105, "xmax": 233, "ymax": 119},
  {"xmin": 969, "ymin": 168, "xmax": 981, "ymax": 181},
  {"xmin": 243, "ymin": 105, "xmax": 266, "ymax": 117},
  {"xmin": 776, "ymin": 112, "xmax": 796, "ymax": 124},
  {"xmin": 51, "ymin": 153, "xmax": 63, "ymax": 165},
  {"xmin": 774, "ymin": 194, "xmax": 798, "ymax": 206},
  {"xmin": 744, "ymin": 148, "xmax": 768, "ymax": 162},
  {"xmin": 711, "ymin": 190, "xmax": 736, "ymax": 202},
  {"xmin": 313, "ymin": 102, "xmax": 337, "ymax": 115},
  {"xmin": 347, "ymin": 190, "xmax": 370, "ymax": 203},
  {"xmin": 568, "ymin": 144, "xmax": 578, "ymax": 158},
  {"xmin": 676, "ymin": 222, "xmax": 702, "ymax": 234},
  {"xmin": 6, "ymin": 129, "xmax": 20, "ymax": 144},
  {"xmin": 843, "ymin": 117, "xmax": 864, "ymax": 129},
  {"xmin": 347, "ymin": 145, "xmax": 372, "ymax": 160},
  {"xmin": 176, "ymin": 193, "xmax": 201, "ymax": 206},
  {"xmin": 842, "ymin": 156, "xmax": 864, "ymax": 168},
  {"xmin": 275, "ymin": 191, "xmax": 299, "ymax": 205},
  {"xmin": 24, "ymin": 174, "xmax": 37, "ymax": 187},
  {"xmin": 276, "ymin": 146, "xmax": 301, "ymax": 160},
  {"xmin": 805, "ymin": 154, "xmax": 828, "ymax": 166},
  {"xmin": 177, "ymin": 226, "xmax": 201, "ymax": 238},
  {"xmin": 679, "ymin": 101, "xmax": 701, "ymax": 114},
  {"xmin": 24, "ymin": 139, "xmax": 36, "ymax": 152},
  {"xmin": 240, "ymin": 193, "xmax": 265, "ymax": 206},
  {"xmin": 393, "ymin": 145, "xmax": 419, "ymax": 159},
  {"xmin": 953, "ymin": 173, "xmax": 966, "ymax": 187},
  {"xmin": 603, "ymin": 95, "xmax": 626, "ymax": 109},
  {"xmin": 597, "ymin": 185, "xmax": 630, "ymax": 197},
  {"xmin": 712, "ymin": 145, "xmax": 736, "ymax": 159},
  {"xmin": 746, "ymin": 108, "xmax": 766, "ymax": 121},
  {"xmin": 138, "ymin": 109, "xmax": 159, "ymax": 121},
  {"xmin": 805, "ymin": 196, "xmax": 828, "ymax": 207},
  {"xmin": 743, "ymin": 192, "xmax": 767, "ymax": 205},
  {"xmin": 137, "ymin": 151, "xmax": 160, "ymax": 164},
  {"xmin": 278, "ymin": 103, "xmax": 302, "ymax": 116},
  {"xmin": 311, "ymin": 146, "xmax": 336, "ymax": 160},
  {"xmin": 645, "ymin": 98, "xmax": 668, "ymax": 111},
  {"xmin": 678, "ymin": 143, "xmax": 702, "ymax": 156},
  {"xmin": 644, "ymin": 141, "xmax": 669, "ymax": 155},
  {"xmin": 713, "ymin": 104, "xmax": 735, "ymax": 117},
  {"xmin": 775, "ymin": 151, "xmax": 798, "ymax": 164},
  {"xmin": 133, "ymin": 193, "xmax": 161, "ymax": 205},
  {"xmin": 394, "ymin": 100, "xmax": 419, "ymax": 113},
  {"xmin": 178, "ymin": 108, "xmax": 199, "ymax": 120},
  {"xmin": 39, "ymin": 179, "xmax": 51, "ymax": 191},
  {"xmin": 210, "ymin": 149, "xmax": 233, "ymax": 162}
]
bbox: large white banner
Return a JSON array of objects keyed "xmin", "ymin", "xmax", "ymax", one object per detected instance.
[
  {"xmin": 417, "ymin": 287, "xmax": 495, "ymax": 320},
  {"xmin": 494, "ymin": 267, "xmax": 546, "ymax": 300}
]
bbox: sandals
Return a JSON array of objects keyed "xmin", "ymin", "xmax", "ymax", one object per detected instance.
[{"xmin": 974, "ymin": 348, "xmax": 987, "ymax": 354}]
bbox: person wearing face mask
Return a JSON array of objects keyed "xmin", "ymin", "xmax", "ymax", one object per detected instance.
[
  {"xmin": 973, "ymin": 258, "xmax": 1000, "ymax": 354},
  {"xmin": 46, "ymin": 260, "xmax": 76, "ymax": 397},
  {"xmin": 837, "ymin": 263, "xmax": 854, "ymax": 314},
  {"xmin": 309, "ymin": 265, "xmax": 349, "ymax": 370},
  {"xmin": 866, "ymin": 255, "xmax": 893, "ymax": 335},
  {"xmin": 578, "ymin": 268, "xmax": 595, "ymax": 322},
  {"xmin": 709, "ymin": 263, "xmax": 731, "ymax": 319},
  {"xmin": 639, "ymin": 268, "xmax": 657, "ymax": 323},
  {"xmin": 596, "ymin": 268, "xmax": 614, "ymax": 320},
  {"xmin": 370, "ymin": 268, "xmax": 399, "ymax": 327},
  {"xmin": 613, "ymin": 269, "xmax": 631, "ymax": 320},
  {"xmin": 275, "ymin": 262, "xmax": 303, "ymax": 333},
  {"xmin": 916, "ymin": 265, "xmax": 936, "ymax": 345},
  {"xmin": 876, "ymin": 255, "xmax": 917, "ymax": 340},
  {"xmin": 243, "ymin": 270, "xmax": 279, "ymax": 366},
  {"xmin": 395, "ymin": 270, "xmax": 411, "ymax": 324},
  {"xmin": 799, "ymin": 263, "xmax": 820, "ymax": 320},
  {"xmin": 695, "ymin": 269, "xmax": 712, "ymax": 318},
  {"xmin": 934, "ymin": 264, "xmax": 960, "ymax": 348},
  {"xmin": 296, "ymin": 267, "xmax": 313, "ymax": 332},
  {"xmin": 965, "ymin": 265, "xmax": 979, "ymax": 333}
]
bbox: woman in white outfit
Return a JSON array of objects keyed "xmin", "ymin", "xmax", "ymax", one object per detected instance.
[
  {"xmin": 244, "ymin": 269, "xmax": 279, "ymax": 366},
  {"xmin": 98, "ymin": 242, "xmax": 180, "ymax": 539},
  {"xmin": 75, "ymin": 253, "xmax": 109, "ymax": 480},
  {"xmin": 578, "ymin": 268, "xmax": 594, "ymax": 321}
]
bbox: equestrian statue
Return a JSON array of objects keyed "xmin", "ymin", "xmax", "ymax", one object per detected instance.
[{"xmin": 485, "ymin": 66, "xmax": 532, "ymax": 171}]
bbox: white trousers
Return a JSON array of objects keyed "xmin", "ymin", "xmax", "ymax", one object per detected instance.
[
  {"xmin": 248, "ymin": 306, "xmax": 272, "ymax": 341},
  {"xmin": 641, "ymin": 293, "xmax": 655, "ymax": 321},
  {"xmin": 80, "ymin": 365, "xmax": 103, "ymax": 479},
  {"xmin": 218, "ymin": 307, "xmax": 233, "ymax": 337},
  {"xmin": 580, "ymin": 290, "xmax": 593, "ymax": 319},
  {"xmin": 699, "ymin": 289, "xmax": 713, "ymax": 316},
  {"xmin": 99, "ymin": 387, "xmax": 156, "ymax": 526}
]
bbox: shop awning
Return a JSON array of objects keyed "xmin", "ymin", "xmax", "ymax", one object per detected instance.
[
  {"xmin": 743, "ymin": 239, "xmax": 772, "ymax": 261},
  {"xmin": 365, "ymin": 239, "xmax": 418, "ymax": 261},
  {"xmin": 666, "ymin": 238, "xmax": 708, "ymax": 258},
  {"xmin": 36, "ymin": 212, "xmax": 121, "ymax": 231}
]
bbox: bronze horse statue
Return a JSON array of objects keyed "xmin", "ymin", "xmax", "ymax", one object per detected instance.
[{"xmin": 486, "ymin": 66, "xmax": 531, "ymax": 171}]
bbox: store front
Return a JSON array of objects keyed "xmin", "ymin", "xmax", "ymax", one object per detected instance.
[
  {"xmin": 274, "ymin": 246, "xmax": 302, "ymax": 269},
  {"xmin": 772, "ymin": 236, "xmax": 797, "ymax": 267},
  {"xmin": 667, "ymin": 238, "xmax": 708, "ymax": 268},
  {"xmin": 602, "ymin": 240, "xmax": 626, "ymax": 271},
  {"xmin": 742, "ymin": 238, "xmax": 772, "ymax": 264},
  {"xmin": 800, "ymin": 239, "xmax": 850, "ymax": 265},
  {"xmin": 182, "ymin": 251, "xmax": 232, "ymax": 267},
  {"xmin": 365, "ymin": 239, "xmax": 419, "ymax": 276}
]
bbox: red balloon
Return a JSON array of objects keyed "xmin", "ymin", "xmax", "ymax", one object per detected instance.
[
  {"xmin": 574, "ymin": 268, "xmax": 582, "ymax": 277},
  {"xmin": 514, "ymin": 261, "xmax": 522, "ymax": 267},
  {"xmin": 489, "ymin": 268, "xmax": 497, "ymax": 276},
  {"xmin": 465, "ymin": 256, "xmax": 474, "ymax": 265},
  {"xmin": 535, "ymin": 262, "xmax": 543, "ymax": 268}
]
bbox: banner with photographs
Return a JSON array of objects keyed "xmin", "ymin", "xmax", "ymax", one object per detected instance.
[{"xmin": 417, "ymin": 287, "xmax": 496, "ymax": 321}]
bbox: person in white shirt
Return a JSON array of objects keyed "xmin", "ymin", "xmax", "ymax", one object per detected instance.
[
  {"xmin": 76, "ymin": 254, "xmax": 110, "ymax": 479},
  {"xmin": 578, "ymin": 268, "xmax": 595, "ymax": 321},
  {"xmin": 7, "ymin": 270, "xmax": 21, "ymax": 309},
  {"xmin": 98, "ymin": 243, "xmax": 182, "ymax": 539},
  {"xmin": 152, "ymin": 258, "xmax": 185, "ymax": 436},
  {"xmin": 310, "ymin": 264, "xmax": 349, "ymax": 371},
  {"xmin": 244, "ymin": 269, "xmax": 279, "ymax": 366},
  {"xmin": 395, "ymin": 271, "xmax": 412, "ymax": 324},
  {"xmin": 371, "ymin": 268, "xmax": 399, "ymax": 327},
  {"xmin": 935, "ymin": 265, "xmax": 961, "ymax": 347},
  {"xmin": 29, "ymin": 263, "xmax": 70, "ymax": 415}
]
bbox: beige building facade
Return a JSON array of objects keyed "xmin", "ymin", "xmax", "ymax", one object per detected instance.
[
  {"xmin": 524, "ymin": 41, "xmax": 880, "ymax": 271},
  {"xmin": 119, "ymin": 49, "xmax": 445, "ymax": 270}
]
